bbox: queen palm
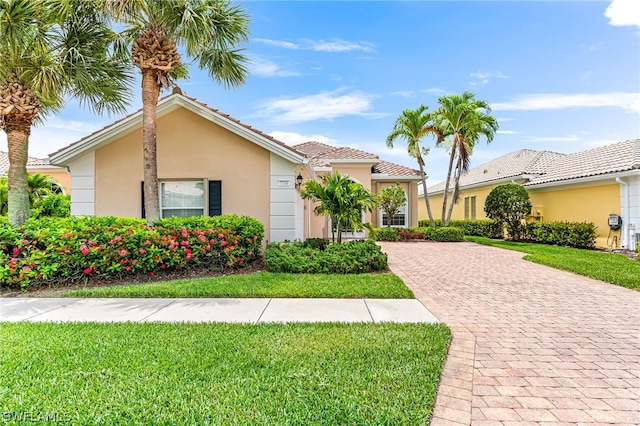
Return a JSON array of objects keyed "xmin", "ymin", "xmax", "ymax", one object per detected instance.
[
  {"xmin": 0, "ymin": 0, "xmax": 131, "ymax": 226},
  {"xmin": 107, "ymin": 0, "xmax": 249, "ymax": 224},
  {"xmin": 435, "ymin": 92, "xmax": 498, "ymax": 225},
  {"xmin": 386, "ymin": 105, "xmax": 443, "ymax": 227}
]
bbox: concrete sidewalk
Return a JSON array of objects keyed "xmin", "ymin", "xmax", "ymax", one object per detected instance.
[{"xmin": 0, "ymin": 297, "xmax": 439, "ymax": 324}]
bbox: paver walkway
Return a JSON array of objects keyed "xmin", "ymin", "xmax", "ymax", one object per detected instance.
[{"xmin": 379, "ymin": 241, "xmax": 640, "ymax": 426}]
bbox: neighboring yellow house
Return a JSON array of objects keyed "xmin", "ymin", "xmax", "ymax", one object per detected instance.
[
  {"xmin": 0, "ymin": 151, "xmax": 71, "ymax": 194},
  {"xmin": 49, "ymin": 93, "xmax": 421, "ymax": 242},
  {"xmin": 420, "ymin": 139, "xmax": 640, "ymax": 249}
]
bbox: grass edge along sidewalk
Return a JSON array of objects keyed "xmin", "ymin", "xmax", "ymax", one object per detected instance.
[
  {"xmin": 0, "ymin": 322, "xmax": 450, "ymax": 425},
  {"xmin": 63, "ymin": 272, "xmax": 414, "ymax": 299},
  {"xmin": 467, "ymin": 236, "xmax": 640, "ymax": 291}
]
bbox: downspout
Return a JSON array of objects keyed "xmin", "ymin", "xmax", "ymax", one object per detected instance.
[{"xmin": 616, "ymin": 177, "xmax": 629, "ymax": 248}]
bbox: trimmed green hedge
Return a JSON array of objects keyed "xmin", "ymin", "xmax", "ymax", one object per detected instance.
[
  {"xmin": 370, "ymin": 226, "xmax": 465, "ymax": 242},
  {"xmin": 418, "ymin": 219, "xmax": 503, "ymax": 239},
  {"xmin": 525, "ymin": 221, "xmax": 597, "ymax": 249},
  {"xmin": 264, "ymin": 239, "xmax": 388, "ymax": 273},
  {"xmin": 0, "ymin": 215, "xmax": 264, "ymax": 289}
]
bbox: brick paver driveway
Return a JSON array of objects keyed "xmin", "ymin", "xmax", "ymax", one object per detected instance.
[{"xmin": 379, "ymin": 242, "xmax": 640, "ymax": 425}]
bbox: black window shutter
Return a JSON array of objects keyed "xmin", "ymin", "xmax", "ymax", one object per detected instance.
[
  {"xmin": 141, "ymin": 181, "xmax": 145, "ymax": 219},
  {"xmin": 208, "ymin": 180, "xmax": 222, "ymax": 216}
]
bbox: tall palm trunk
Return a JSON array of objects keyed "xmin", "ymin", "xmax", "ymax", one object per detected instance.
[
  {"xmin": 440, "ymin": 139, "xmax": 458, "ymax": 226},
  {"xmin": 417, "ymin": 155, "xmax": 435, "ymax": 227},
  {"xmin": 5, "ymin": 116, "xmax": 31, "ymax": 227},
  {"xmin": 446, "ymin": 156, "xmax": 463, "ymax": 224},
  {"xmin": 141, "ymin": 69, "xmax": 161, "ymax": 224}
]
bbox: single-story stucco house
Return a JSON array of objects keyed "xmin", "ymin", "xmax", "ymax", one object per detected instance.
[
  {"xmin": 49, "ymin": 92, "xmax": 422, "ymax": 242},
  {"xmin": 421, "ymin": 139, "xmax": 640, "ymax": 249}
]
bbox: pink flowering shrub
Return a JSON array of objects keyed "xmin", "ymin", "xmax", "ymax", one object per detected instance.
[{"xmin": 0, "ymin": 215, "xmax": 263, "ymax": 289}]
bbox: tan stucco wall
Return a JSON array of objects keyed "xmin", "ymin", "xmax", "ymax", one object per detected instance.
[
  {"xmin": 528, "ymin": 183, "xmax": 621, "ymax": 248},
  {"xmin": 94, "ymin": 107, "xmax": 271, "ymax": 229},
  {"xmin": 372, "ymin": 181, "xmax": 419, "ymax": 228}
]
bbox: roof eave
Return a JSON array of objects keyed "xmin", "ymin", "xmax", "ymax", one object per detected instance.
[
  {"xmin": 524, "ymin": 169, "xmax": 640, "ymax": 189},
  {"xmin": 371, "ymin": 173, "xmax": 423, "ymax": 181}
]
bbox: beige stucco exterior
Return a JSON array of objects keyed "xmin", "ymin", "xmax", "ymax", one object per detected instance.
[{"xmin": 94, "ymin": 107, "xmax": 272, "ymax": 229}]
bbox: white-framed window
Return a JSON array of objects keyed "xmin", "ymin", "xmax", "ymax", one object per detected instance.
[
  {"xmin": 160, "ymin": 180, "xmax": 206, "ymax": 218},
  {"xmin": 381, "ymin": 203, "xmax": 407, "ymax": 227}
]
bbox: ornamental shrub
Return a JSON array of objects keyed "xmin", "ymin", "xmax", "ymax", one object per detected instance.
[
  {"xmin": 484, "ymin": 184, "xmax": 532, "ymax": 240},
  {"xmin": 417, "ymin": 219, "xmax": 502, "ymax": 239},
  {"xmin": 423, "ymin": 227, "xmax": 465, "ymax": 242},
  {"xmin": 373, "ymin": 227, "xmax": 401, "ymax": 241},
  {"xmin": 264, "ymin": 239, "xmax": 387, "ymax": 274},
  {"xmin": 525, "ymin": 221, "xmax": 597, "ymax": 249},
  {"xmin": 0, "ymin": 215, "xmax": 264, "ymax": 290}
]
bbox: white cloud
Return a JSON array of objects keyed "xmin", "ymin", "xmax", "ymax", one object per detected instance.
[
  {"xmin": 469, "ymin": 71, "xmax": 509, "ymax": 87},
  {"xmin": 492, "ymin": 92, "xmax": 640, "ymax": 113},
  {"xmin": 257, "ymin": 89, "xmax": 380, "ymax": 123},
  {"xmin": 269, "ymin": 131, "xmax": 337, "ymax": 146},
  {"xmin": 422, "ymin": 88, "xmax": 448, "ymax": 96},
  {"xmin": 26, "ymin": 117, "xmax": 105, "ymax": 158},
  {"xmin": 253, "ymin": 37, "xmax": 374, "ymax": 53},
  {"xmin": 605, "ymin": 0, "xmax": 640, "ymax": 27},
  {"xmin": 525, "ymin": 135, "xmax": 581, "ymax": 142},
  {"xmin": 496, "ymin": 130, "xmax": 522, "ymax": 135},
  {"xmin": 391, "ymin": 91, "xmax": 415, "ymax": 98},
  {"xmin": 248, "ymin": 56, "xmax": 300, "ymax": 77}
]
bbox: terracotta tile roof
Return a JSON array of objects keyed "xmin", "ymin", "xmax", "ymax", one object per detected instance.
[
  {"xmin": 294, "ymin": 141, "xmax": 420, "ymax": 177},
  {"xmin": 373, "ymin": 160, "xmax": 421, "ymax": 177},
  {"xmin": 428, "ymin": 149, "xmax": 565, "ymax": 192},
  {"xmin": 50, "ymin": 92, "xmax": 304, "ymax": 159},
  {"xmin": 0, "ymin": 151, "xmax": 48, "ymax": 176},
  {"xmin": 525, "ymin": 139, "xmax": 640, "ymax": 186}
]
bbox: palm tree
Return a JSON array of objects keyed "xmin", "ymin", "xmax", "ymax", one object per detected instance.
[
  {"xmin": 0, "ymin": 0, "xmax": 132, "ymax": 226},
  {"xmin": 27, "ymin": 173, "xmax": 62, "ymax": 205},
  {"xmin": 107, "ymin": 0, "xmax": 249, "ymax": 225},
  {"xmin": 435, "ymin": 92, "xmax": 498, "ymax": 225},
  {"xmin": 386, "ymin": 105, "xmax": 443, "ymax": 227},
  {"xmin": 301, "ymin": 171, "xmax": 376, "ymax": 243}
]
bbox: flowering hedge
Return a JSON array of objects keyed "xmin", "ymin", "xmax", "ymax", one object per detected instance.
[{"xmin": 0, "ymin": 215, "xmax": 264, "ymax": 289}]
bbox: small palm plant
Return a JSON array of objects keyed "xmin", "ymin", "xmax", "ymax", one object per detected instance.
[{"xmin": 301, "ymin": 171, "xmax": 376, "ymax": 243}]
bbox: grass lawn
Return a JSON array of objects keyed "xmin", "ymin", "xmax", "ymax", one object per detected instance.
[
  {"xmin": 0, "ymin": 322, "xmax": 449, "ymax": 425},
  {"xmin": 64, "ymin": 272, "xmax": 414, "ymax": 299},
  {"xmin": 467, "ymin": 236, "xmax": 640, "ymax": 291}
]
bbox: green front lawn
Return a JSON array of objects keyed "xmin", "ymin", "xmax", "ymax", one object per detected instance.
[
  {"xmin": 0, "ymin": 322, "xmax": 450, "ymax": 425},
  {"xmin": 467, "ymin": 236, "xmax": 640, "ymax": 291},
  {"xmin": 64, "ymin": 272, "xmax": 414, "ymax": 299}
]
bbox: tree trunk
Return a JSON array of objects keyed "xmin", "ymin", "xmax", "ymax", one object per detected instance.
[
  {"xmin": 441, "ymin": 136, "xmax": 458, "ymax": 224},
  {"xmin": 5, "ymin": 116, "xmax": 32, "ymax": 227},
  {"xmin": 417, "ymin": 155, "xmax": 435, "ymax": 227},
  {"xmin": 445, "ymin": 157, "xmax": 463, "ymax": 225},
  {"xmin": 141, "ymin": 69, "xmax": 161, "ymax": 225}
]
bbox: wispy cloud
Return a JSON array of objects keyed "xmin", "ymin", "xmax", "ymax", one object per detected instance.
[
  {"xmin": 469, "ymin": 71, "xmax": 509, "ymax": 87},
  {"xmin": 256, "ymin": 89, "xmax": 380, "ymax": 123},
  {"xmin": 270, "ymin": 131, "xmax": 338, "ymax": 146},
  {"xmin": 391, "ymin": 91, "xmax": 415, "ymax": 98},
  {"xmin": 422, "ymin": 88, "xmax": 448, "ymax": 96},
  {"xmin": 253, "ymin": 38, "xmax": 374, "ymax": 53},
  {"xmin": 497, "ymin": 130, "xmax": 522, "ymax": 135},
  {"xmin": 605, "ymin": 0, "xmax": 640, "ymax": 27},
  {"xmin": 492, "ymin": 92, "xmax": 640, "ymax": 113},
  {"xmin": 525, "ymin": 135, "xmax": 581, "ymax": 142},
  {"xmin": 248, "ymin": 56, "xmax": 300, "ymax": 78},
  {"xmin": 28, "ymin": 117, "xmax": 106, "ymax": 158}
]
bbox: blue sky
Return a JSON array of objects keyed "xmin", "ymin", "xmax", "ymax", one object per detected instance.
[{"xmin": 21, "ymin": 0, "xmax": 640, "ymax": 184}]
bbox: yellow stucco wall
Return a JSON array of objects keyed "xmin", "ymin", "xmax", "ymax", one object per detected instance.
[
  {"xmin": 419, "ymin": 181, "xmax": 621, "ymax": 248},
  {"xmin": 528, "ymin": 183, "xmax": 621, "ymax": 248},
  {"xmin": 94, "ymin": 107, "xmax": 271, "ymax": 229}
]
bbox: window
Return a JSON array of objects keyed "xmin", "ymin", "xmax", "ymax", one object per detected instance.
[
  {"xmin": 381, "ymin": 203, "xmax": 407, "ymax": 227},
  {"xmin": 464, "ymin": 195, "xmax": 476, "ymax": 220},
  {"xmin": 142, "ymin": 180, "xmax": 222, "ymax": 218},
  {"xmin": 160, "ymin": 181, "xmax": 205, "ymax": 218}
]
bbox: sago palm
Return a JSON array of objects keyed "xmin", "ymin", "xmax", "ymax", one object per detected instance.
[
  {"xmin": 435, "ymin": 92, "xmax": 498, "ymax": 225},
  {"xmin": 107, "ymin": 0, "xmax": 249, "ymax": 224},
  {"xmin": 386, "ymin": 105, "xmax": 443, "ymax": 227},
  {"xmin": 0, "ymin": 0, "xmax": 132, "ymax": 226}
]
